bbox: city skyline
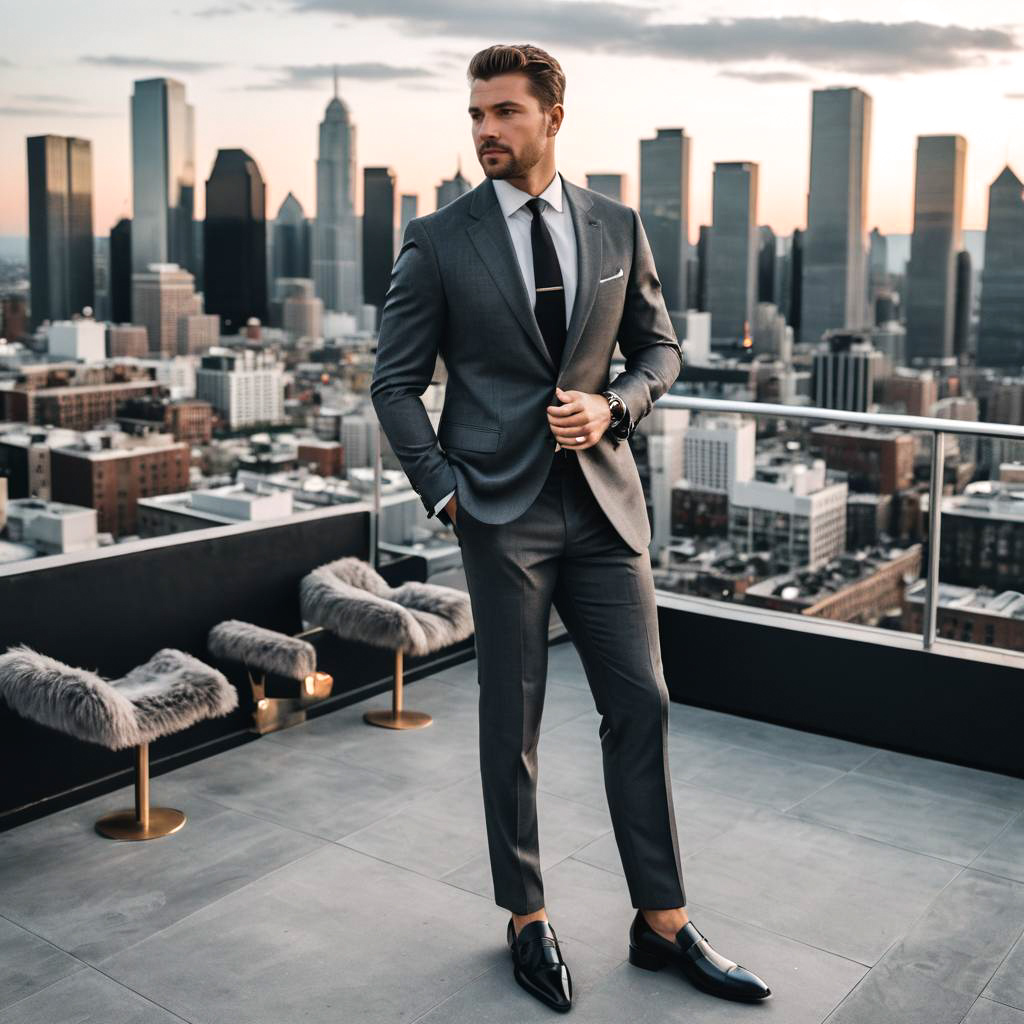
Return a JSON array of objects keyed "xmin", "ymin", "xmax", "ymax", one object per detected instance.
[{"xmin": 2, "ymin": 2, "xmax": 1024, "ymax": 241}]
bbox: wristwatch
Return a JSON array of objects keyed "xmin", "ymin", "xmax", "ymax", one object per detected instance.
[{"xmin": 602, "ymin": 389, "xmax": 631, "ymax": 441}]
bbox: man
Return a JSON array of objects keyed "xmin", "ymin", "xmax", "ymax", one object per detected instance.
[{"xmin": 370, "ymin": 43, "xmax": 771, "ymax": 1011}]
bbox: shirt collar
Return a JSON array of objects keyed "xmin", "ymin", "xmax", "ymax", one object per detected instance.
[{"xmin": 492, "ymin": 170, "xmax": 564, "ymax": 219}]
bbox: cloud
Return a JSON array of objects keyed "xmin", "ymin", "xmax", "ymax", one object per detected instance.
[
  {"xmin": 719, "ymin": 69, "xmax": 811, "ymax": 84},
  {"xmin": 192, "ymin": 1, "xmax": 276, "ymax": 14},
  {"xmin": 0, "ymin": 104, "xmax": 117, "ymax": 118},
  {"xmin": 1007, "ymin": 91, "xmax": 1024, "ymax": 99},
  {"xmin": 287, "ymin": 3, "xmax": 1021, "ymax": 76},
  {"xmin": 14, "ymin": 93, "xmax": 84, "ymax": 104},
  {"xmin": 246, "ymin": 61, "xmax": 435, "ymax": 90},
  {"xmin": 80, "ymin": 54, "xmax": 221, "ymax": 72}
]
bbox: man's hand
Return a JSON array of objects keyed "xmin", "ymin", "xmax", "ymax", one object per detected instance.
[
  {"xmin": 546, "ymin": 386, "xmax": 612, "ymax": 451},
  {"xmin": 445, "ymin": 494, "xmax": 457, "ymax": 523}
]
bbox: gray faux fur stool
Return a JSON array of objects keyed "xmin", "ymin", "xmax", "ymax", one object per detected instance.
[
  {"xmin": 0, "ymin": 644, "xmax": 237, "ymax": 841},
  {"xmin": 299, "ymin": 555, "xmax": 473, "ymax": 729},
  {"xmin": 207, "ymin": 619, "xmax": 334, "ymax": 734}
]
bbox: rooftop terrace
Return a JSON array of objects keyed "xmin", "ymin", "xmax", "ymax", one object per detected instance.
[{"xmin": 1, "ymin": 636, "xmax": 1022, "ymax": 1024}]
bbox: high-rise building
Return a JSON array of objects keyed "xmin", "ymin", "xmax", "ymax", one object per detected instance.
[
  {"xmin": 398, "ymin": 194, "xmax": 418, "ymax": 255},
  {"xmin": 785, "ymin": 228, "xmax": 803, "ymax": 334},
  {"xmin": 436, "ymin": 159, "xmax": 471, "ymax": 209},
  {"xmin": 812, "ymin": 331, "xmax": 882, "ymax": 412},
  {"xmin": 26, "ymin": 135, "xmax": 94, "ymax": 327},
  {"xmin": 694, "ymin": 225, "xmax": 710, "ymax": 312},
  {"xmin": 707, "ymin": 161, "xmax": 759, "ymax": 348},
  {"xmin": 203, "ymin": 149, "xmax": 268, "ymax": 334},
  {"xmin": 586, "ymin": 173, "xmax": 624, "ymax": 202},
  {"xmin": 868, "ymin": 227, "xmax": 889, "ymax": 319},
  {"xmin": 271, "ymin": 192, "xmax": 311, "ymax": 282},
  {"xmin": 977, "ymin": 166, "xmax": 1024, "ymax": 369},
  {"xmin": 130, "ymin": 78, "xmax": 195, "ymax": 275},
  {"xmin": 729, "ymin": 455, "xmax": 848, "ymax": 570},
  {"xmin": 197, "ymin": 348, "xmax": 284, "ymax": 428},
  {"xmin": 683, "ymin": 414, "xmax": 756, "ymax": 494},
  {"xmin": 313, "ymin": 74, "xmax": 359, "ymax": 313},
  {"xmin": 363, "ymin": 166, "xmax": 396, "ymax": 328},
  {"xmin": 800, "ymin": 87, "xmax": 872, "ymax": 345},
  {"xmin": 906, "ymin": 134, "xmax": 967, "ymax": 364},
  {"xmin": 132, "ymin": 263, "xmax": 204, "ymax": 356},
  {"xmin": 757, "ymin": 226, "xmax": 776, "ymax": 304},
  {"xmin": 639, "ymin": 128, "xmax": 690, "ymax": 313},
  {"xmin": 953, "ymin": 249, "xmax": 972, "ymax": 360},
  {"xmin": 109, "ymin": 218, "xmax": 132, "ymax": 324}
]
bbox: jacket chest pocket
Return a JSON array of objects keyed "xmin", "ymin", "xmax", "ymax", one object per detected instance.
[{"xmin": 439, "ymin": 421, "xmax": 501, "ymax": 452}]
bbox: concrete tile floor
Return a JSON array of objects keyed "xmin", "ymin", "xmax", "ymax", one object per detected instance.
[{"xmin": 1, "ymin": 639, "xmax": 1023, "ymax": 1023}]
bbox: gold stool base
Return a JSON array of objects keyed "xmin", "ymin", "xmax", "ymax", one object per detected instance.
[
  {"xmin": 95, "ymin": 807, "xmax": 187, "ymax": 841},
  {"xmin": 363, "ymin": 708, "xmax": 433, "ymax": 729}
]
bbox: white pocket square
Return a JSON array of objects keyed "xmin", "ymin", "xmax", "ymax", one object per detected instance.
[{"xmin": 599, "ymin": 267, "xmax": 623, "ymax": 284}]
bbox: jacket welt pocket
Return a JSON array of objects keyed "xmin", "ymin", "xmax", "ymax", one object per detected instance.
[{"xmin": 439, "ymin": 421, "xmax": 501, "ymax": 452}]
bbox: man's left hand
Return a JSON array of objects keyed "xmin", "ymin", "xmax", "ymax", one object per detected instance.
[{"xmin": 546, "ymin": 386, "xmax": 612, "ymax": 451}]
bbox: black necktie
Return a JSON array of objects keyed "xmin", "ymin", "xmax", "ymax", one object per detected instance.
[{"xmin": 526, "ymin": 197, "xmax": 566, "ymax": 372}]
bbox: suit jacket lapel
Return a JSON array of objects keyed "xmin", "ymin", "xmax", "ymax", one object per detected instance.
[
  {"xmin": 466, "ymin": 175, "xmax": 603, "ymax": 380},
  {"xmin": 467, "ymin": 179, "xmax": 553, "ymax": 373},
  {"xmin": 559, "ymin": 177, "xmax": 602, "ymax": 380}
]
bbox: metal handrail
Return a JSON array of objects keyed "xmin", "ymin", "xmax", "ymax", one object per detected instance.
[
  {"xmin": 655, "ymin": 394, "xmax": 1024, "ymax": 651},
  {"xmin": 655, "ymin": 395, "xmax": 1024, "ymax": 441}
]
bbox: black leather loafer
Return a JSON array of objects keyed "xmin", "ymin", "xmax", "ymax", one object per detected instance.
[
  {"xmin": 628, "ymin": 910, "xmax": 771, "ymax": 1002},
  {"xmin": 507, "ymin": 917, "xmax": 573, "ymax": 1012}
]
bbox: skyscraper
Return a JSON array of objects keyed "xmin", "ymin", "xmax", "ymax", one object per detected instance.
[
  {"xmin": 363, "ymin": 167, "xmax": 395, "ymax": 328},
  {"xmin": 977, "ymin": 166, "xmax": 1024, "ymax": 369},
  {"xmin": 906, "ymin": 134, "xmax": 967, "ymax": 364},
  {"xmin": 758, "ymin": 226, "xmax": 776, "ymax": 303},
  {"xmin": 130, "ymin": 78, "xmax": 195, "ymax": 275},
  {"xmin": 271, "ymin": 192, "xmax": 311, "ymax": 282},
  {"xmin": 639, "ymin": 128, "xmax": 690, "ymax": 313},
  {"xmin": 707, "ymin": 161, "xmax": 759, "ymax": 348},
  {"xmin": 586, "ymin": 173, "xmax": 624, "ymax": 202},
  {"xmin": 801, "ymin": 87, "xmax": 872, "ymax": 345},
  {"xmin": 109, "ymin": 217, "xmax": 132, "ymax": 324},
  {"xmin": 313, "ymin": 72, "xmax": 358, "ymax": 313},
  {"xmin": 26, "ymin": 134, "xmax": 94, "ymax": 327},
  {"xmin": 398, "ymin": 194, "xmax": 418, "ymax": 255},
  {"xmin": 203, "ymin": 149, "xmax": 268, "ymax": 334},
  {"xmin": 436, "ymin": 159, "xmax": 471, "ymax": 209}
]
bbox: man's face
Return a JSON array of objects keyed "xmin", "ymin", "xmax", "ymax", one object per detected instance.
[{"xmin": 468, "ymin": 73, "xmax": 557, "ymax": 179}]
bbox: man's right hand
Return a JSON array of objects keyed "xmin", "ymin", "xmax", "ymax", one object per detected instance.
[{"xmin": 445, "ymin": 494, "xmax": 458, "ymax": 525}]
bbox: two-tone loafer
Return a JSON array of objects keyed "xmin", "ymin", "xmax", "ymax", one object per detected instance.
[
  {"xmin": 507, "ymin": 917, "xmax": 573, "ymax": 1012},
  {"xmin": 628, "ymin": 909, "xmax": 771, "ymax": 1002}
]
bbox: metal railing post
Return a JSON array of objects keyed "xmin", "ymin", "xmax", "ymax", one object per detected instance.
[{"xmin": 922, "ymin": 431, "xmax": 945, "ymax": 651}]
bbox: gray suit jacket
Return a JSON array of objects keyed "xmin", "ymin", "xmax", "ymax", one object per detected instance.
[{"xmin": 370, "ymin": 173, "xmax": 682, "ymax": 555}]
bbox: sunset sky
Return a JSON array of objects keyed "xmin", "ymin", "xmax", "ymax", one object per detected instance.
[{"xmin": 2, "ymin": 1, "xmax": 1023, "ymax": 243}]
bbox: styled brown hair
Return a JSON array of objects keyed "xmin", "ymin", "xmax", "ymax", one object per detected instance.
[{"xmin": 466, "ymin": 44, "xmax": 566, "ymax": 113}]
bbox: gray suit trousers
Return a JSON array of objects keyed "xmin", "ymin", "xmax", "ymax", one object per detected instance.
[{"xmin": 454, "ymin": 445, "xmax": 687, "ymax": 914}]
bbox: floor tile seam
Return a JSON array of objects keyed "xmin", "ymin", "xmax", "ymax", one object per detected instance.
[
  {"xmin": 966, "ymin": 806, "xmax": 1024, "ymax": 872},
  {"xmin": 974, "ymin": 993, "xmax": 1024, "ymax": 1014},
  {"xmin": 665, "ymin": 727, "xmax": 882, "ymax": 773},
  {"xmin": 850, "ymin": 764, "xmax": 1024, "ymax": 813},
  {"xmin": 789, "ymin": 771, "xmax": 1024, "ymax": 819},
  {"xmin": 0, "ymin": 951, "xmax": 194, "ymax": 1023},
  {"xmin": 193, "ymin": 729, "xmax": 452, "ymax": 790},
  {"xmin": 769, "ymin": 806, "xmax": 995, "ymax": 871},
  {"xmin": 779, "ymin": 809, "xmax": 1002, "ymax": 869}
]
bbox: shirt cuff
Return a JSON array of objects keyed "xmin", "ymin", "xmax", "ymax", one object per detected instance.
[{"xmin": 434, "ymin": 488, "xmax": 455, "ymax": 523}]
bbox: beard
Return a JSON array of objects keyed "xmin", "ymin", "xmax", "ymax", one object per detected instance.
[{"xmin": 480, "ymin": 136, "xmax": 544, "ymax": 179}]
